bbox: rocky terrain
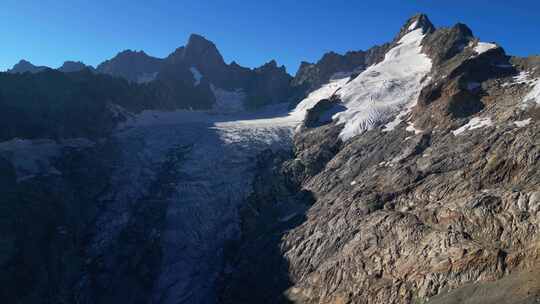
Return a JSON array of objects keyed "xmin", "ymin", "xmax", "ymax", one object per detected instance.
[
  {"xmin": 220, "ymin": 14, "xmax": 540, "ymax": 304},
  {"xmin": 1, "ymin": 13, "xmax": 540, "ymax": 304}
]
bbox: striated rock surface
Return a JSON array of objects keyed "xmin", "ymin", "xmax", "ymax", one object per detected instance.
[{"xmin": 221, "ymin": 14, "xmax": 540, "ymax": 304}]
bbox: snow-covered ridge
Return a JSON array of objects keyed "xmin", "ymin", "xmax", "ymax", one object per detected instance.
[
  {"xmin": 293, "ymin": 28, "xmax": 432, "ymax": 140},
  {"xmin": 292, "ymin": 74, "xmax": 351, "ymax": 114},
  {"xmin": 319, "ymin": 28, "xmax": 431, "ymax": 140}
]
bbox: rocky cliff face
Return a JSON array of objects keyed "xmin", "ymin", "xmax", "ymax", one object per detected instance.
[{"xmin": 220, "ymin": 14, "xmax": 540, "ymax": 304}]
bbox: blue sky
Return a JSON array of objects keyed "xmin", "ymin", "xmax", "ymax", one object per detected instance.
[{"xmin": 1, "ymin": 1, "xmax": 539, "ymax": 74}]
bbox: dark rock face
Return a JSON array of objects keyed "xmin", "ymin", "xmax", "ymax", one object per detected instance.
[
  {"xmin": 96, "ymin": 50, "xmax": 164, "ymax": 83},
  {"xmin": 58, "ymin": 61, "xmax": 94, "ymax": 73},
  {"xmin": 8, "ymin": 59, "xmax": 49, "ymax": 74},
  {"xmin": 93, "ymin": 33, "xmax": 294, "ymax": 110}
]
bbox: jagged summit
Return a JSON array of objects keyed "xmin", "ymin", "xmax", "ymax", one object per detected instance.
[
  {"xmin": 394, "ymin": 13, "xmax": 435, "ymax": 42},
  {"xmin": 166, "ymin": 33, "xmax": 226, "ymax": 68},
  {"xmin": 58, "ymin": 61, "xmax": 94, "ymax": 73},
  {"xmin": 8, "ymin": 59, "xmax": 49, "ymax": 74}
]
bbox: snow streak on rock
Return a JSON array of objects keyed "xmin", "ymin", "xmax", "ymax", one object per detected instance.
[
  {"xmin": 452, "ymin": 117, "xmax": 494, "ymax": 135},
  {"xmin": 190, "ymin": 67, "xmax": 203, "ymax": 86},
  {"xmin": 523, "ymin": 77, "xmax": 540, "ymax": 106}
]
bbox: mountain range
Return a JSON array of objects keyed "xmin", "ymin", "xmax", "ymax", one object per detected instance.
[{"xmin": 1, "ymin": 13, "xmax": 540, "ymax": 304}]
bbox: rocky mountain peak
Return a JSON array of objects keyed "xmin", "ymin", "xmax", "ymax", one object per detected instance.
[
  {"xmin": 96, "ymin": 49, "xmax": 163, "ymax": 83},
  {"xmin": 255, "ymin": 59, "xmax": 287, "ymax": 73},
  {"xmin": 8, "ymin": 59, "xmax": 49, "ymax": 74},
  {"xmin": 58, "ymin": 61, "xmax": 93, "ymax": 73},
  {"xmin": 168, "ymin": 33, "xmax": 226, "ymax": 68},
  {"xmin": 394, "ymin": 13, "xmax": 435, "ymax": 42}
]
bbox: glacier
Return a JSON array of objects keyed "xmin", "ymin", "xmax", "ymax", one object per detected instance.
[{"xmin": 89, "ymin": 104, "xmax": 303, "ymax": 304}]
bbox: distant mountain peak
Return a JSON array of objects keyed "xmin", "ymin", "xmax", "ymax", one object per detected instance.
[
  {"xmin": 395, "ymin": 13, "xmax": 435, "ymax": 42},
  {"xmin": 8, "ymin": 59, "xmax": 49, "ymax": 74},
  {"xmin": 58, "ymin": 61, "xmax": 94, "ymax": 73}
]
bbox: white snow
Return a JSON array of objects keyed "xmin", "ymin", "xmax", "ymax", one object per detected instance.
[
  {"xmin": 514, "ymin": 118, "xmax": 532, "ymax": 127},
  {"xmin": 329, "ymin": 28, "xmax": 432, "ymax": 140},
  {"xmin": 514, "ymin": 71, "xmax": 533, "ymax": 84},
  {"xmin": 523, "ymin": 77, "xmax": 540, "ymax": 107},
  {"xmin": 293, "ymin": 74, "xmax": 351, "ymax": 113},
  {"xmin": 292, "ymin": 29, "xmax": 432, "ymax": 141},
  {"xmin": 474, "ymin": 42, "xmax": 497, "ymax": 55},
  {"xmin": 190, "ymin": 67, "xmax": 203, "ymax": 86},
  {"xmin": 501, "ymin": 71, "xmax": 534, "ymax": 88},
  {"xmin": 452, "ymin": 117, "xmax": 493, "ymax": 135},
  {"xmin": 503, "ymin": 71, "xmax": 540, "ymax": 108},
  {"xmin": 211, "ymin": 85, "xmax": 246, "ymax": 113},
  {"xmin": 408, "ymin": 20, "xmax": 419, "ymax": 31},
  {"xmin": 405, "ymin": 122, "xmax": 422, "ymax": 134}
]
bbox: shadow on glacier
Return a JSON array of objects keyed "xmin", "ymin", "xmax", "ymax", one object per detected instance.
[
  {"xmin": 218, "ymin": 149, "xmax": 315, "ymax": 304},
  {"xmin": 141, "ymin": 116, "xmax": 299, "ymax": 304}
]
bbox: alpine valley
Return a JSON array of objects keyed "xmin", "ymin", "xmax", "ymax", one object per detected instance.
[{"xmin": 1, "ymin": 14, "xmax": 540, "ymax": 304}]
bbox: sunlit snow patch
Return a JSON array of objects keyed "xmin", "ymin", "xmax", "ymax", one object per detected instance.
[
  {"xmin": 522, "ymin": 77, "xmax": 540, "ymax": 107},
  {"xmin": 474, "ymin": 42, "xmax": 497, "ymax": 55},
  {"xmin": 331, "ymin": 28, "xmax": 432, "ymax": 140},
  {"xmin": 293, "ymin": 73, "xmax": 351, "ymax": 113},
  {"xmin": 405, "ymin": 122, "xmax": 422, "ymax": 134},
  {"xmin": 408, "ymin": 20, "xmax": 419, "ymax": 31},
  {"xmin": 452, "ymin": 117, "xmax": 493, "ymax": 135},
  {"xmin": 514, "ymin": 118, "xmax": 532, "ymax": 127}
]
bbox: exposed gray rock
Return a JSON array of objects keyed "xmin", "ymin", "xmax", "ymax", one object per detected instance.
[{"xmin": 221, "ymin": 14, "xmax": 540, "ymax": 304}]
